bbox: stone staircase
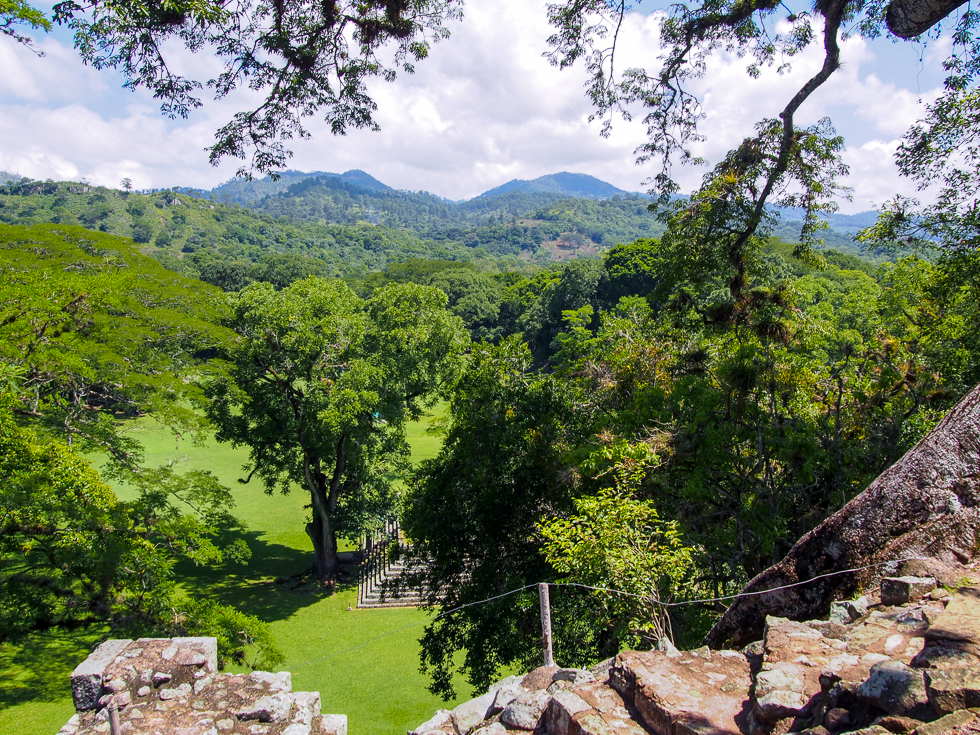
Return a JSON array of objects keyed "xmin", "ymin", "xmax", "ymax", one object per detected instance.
[{"xmin": 357, "ymin": 518, "xmax": 432, "ymax": 609}]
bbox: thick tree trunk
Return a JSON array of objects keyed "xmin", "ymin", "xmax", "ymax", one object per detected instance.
[
  {"xmin": 886, "ymin": 0, "xmax": 968, "ymax": 38},
  {"xmin": 706, "ymin": 382, "xmax": 980, "ymax": 648},
  {"xmin": 306, "ymin": 508, "xmax": 338, "ymax": 580}
]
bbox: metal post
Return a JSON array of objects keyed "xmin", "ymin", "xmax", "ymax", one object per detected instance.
[
  {"xmin": 539, "ymin": 582, "xmax": 555, "ymax": 667},
  {"xmin": 108, "ymin": 698, "xmax": 120, "ymax": 735}
]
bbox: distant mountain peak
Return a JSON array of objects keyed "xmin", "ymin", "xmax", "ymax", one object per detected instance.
[{"xmin": 476, "ymin": 172, "xmax": 630, "ymax": 200}]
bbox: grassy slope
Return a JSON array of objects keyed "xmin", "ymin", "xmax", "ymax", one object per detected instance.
[{"xmin": 0, "ymin": 405, "xmax": 466, "ymax": 735}]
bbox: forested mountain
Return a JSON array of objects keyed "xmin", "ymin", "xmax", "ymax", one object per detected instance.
[{"xmin": 476, "ymin": 172, "xmax": 630, "ymax": 198}]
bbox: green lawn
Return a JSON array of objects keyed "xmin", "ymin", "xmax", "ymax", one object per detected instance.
[{"xmin": 0, "ymin": 404, "xmax": 469, "ymax": 735}]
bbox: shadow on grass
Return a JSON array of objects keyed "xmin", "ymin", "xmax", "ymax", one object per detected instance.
[
  {"xmin": 175, "ymin": 531, "xmax": 360, "ymax": 623},
  {"xmin": 0, "ymin": 627, "xmax": 107, "ymax": 709}
]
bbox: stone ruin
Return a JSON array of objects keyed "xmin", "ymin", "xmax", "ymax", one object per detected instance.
[
  {"xmin": 407, "ymin": 384, "xmax": 980, "ymax": 735},
  {"xmin": 409, "ymin": 561, "xmax": 980, "ymax": 735},
  {"xmin": 59, "ymin": 636, "xmax": 347, "ymax": 735}
]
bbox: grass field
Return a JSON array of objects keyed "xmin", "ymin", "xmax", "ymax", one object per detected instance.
[{"xmin": 0, "ymin": 404, "xmax": 471, "ymax": 735}]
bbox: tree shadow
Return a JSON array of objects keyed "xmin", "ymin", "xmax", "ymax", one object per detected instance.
[
  {"xmin": 175, "ymin": 530, "xmax": 360, "ymax": 623},
  {"xmin": 0, "ymin": 627, "xmax": 108, "ymax": 708}
]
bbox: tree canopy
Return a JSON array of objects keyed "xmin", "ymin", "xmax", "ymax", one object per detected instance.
[{"xmin": 206, "ymin": 277, "xmax": 469, "ymax": 579}]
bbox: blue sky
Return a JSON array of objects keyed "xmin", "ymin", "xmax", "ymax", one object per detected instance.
[{"xmin": 0, "ymin": 0, "xmax": 956, "ymax": 213}]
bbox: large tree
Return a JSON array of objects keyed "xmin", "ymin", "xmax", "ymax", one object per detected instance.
[{"xmin": 206, "ymin": 277, "xmax": 468, "ymax": 580}]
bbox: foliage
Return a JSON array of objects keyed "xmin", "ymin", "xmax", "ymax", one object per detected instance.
[
  {"xmin": 206, "ymin": 277, "xmax": 469, "ymax": 578},
  {"xmin": 859, "ymin": 89, "xmax": 980, "ymax": 256},
  {"xmin": 38, "ymin": 0, "xmax": 463, "ymax": 175},
  {"xmin": 0, "ymin": 0, "xmax": 49, "ymax": 46},
  {"xmin": 0, "ymin": 394, "xmax": 282, "ymax": 667},
  {"xmin": 0, "ymin": 223, "xmax": 233, "ymax": 468},
  {"xmin": 403, "ymin": 337, "xmax": 587, "ymax": 697},
  {"xmin": 540, "ymin": 488, "xmax": 697, "ymax": 651}
]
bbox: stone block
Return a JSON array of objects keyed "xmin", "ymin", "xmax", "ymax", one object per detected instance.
[
  {"xmin": 522, "ymin": 665, "xmax": 560, "ymax": 691},
  {"xmin": 925, "ymin": 666, "xmax": 980, "ymax": 714},
  {"xmin": 236, "ymin": 692, "xmax": 294, "ymax": 722},
  {"xmin": 755, "ymin": 665, "xmax": 807, "ymax": 722},
  {"xmin": 450, "ymin": 689, "xmax": 495, "ymax": 735},
  {"xmin": 249, "ymin": 670, "xmax": 292, "ymax": 692},
  {"xmin": 547, "ymin": 690, "xmax": 592, "ymax": 735},
  {"xmin": 472, "ymin": 725, "xmax": 508, "ymax": 735},
  {"xmin": 71, "ymin": 639, "xmax": 133, "ymax": 711},
  {"xmin": 321, "ymin": 713, "xmax": 348, "ymax": 735},
  {"xmin": 913, "ymin": 710, "xmax": 975, "ymax": 735},
  {"xmin": 409, "ymin": 709, "xmax": 451, "ymax": 735},
  {"xmin": 856, "ymin": 661, "xmax": 928, "ymax": 715},
  {"xmin": 292, "ymin": 691, "xmax": 322, "ymax": 726},
  {"xmin": 610, "ymin": 649, "xmax": 752, "ymax": 735},
  {"xmin": 881, "ymin": 578, "xmax": 938, "ymax": 607},
  {"xmin": 500, "ymin": 689, "xmax": 552, "ymax": 730},
  {"xmin": 488, "ymin": 678, "xmax": 525, "ymax": 716},
  {"xmin": 554, "ymin": 668, "xmax": 596, "ymax": 686},
  {"xmin": 925, "ymin": 587, "xmax": 980, "ymax": 645}
]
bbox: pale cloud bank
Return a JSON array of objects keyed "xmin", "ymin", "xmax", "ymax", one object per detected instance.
[{"xmin": 0, "ymin": 0, "xmax": 947, "ymax": 213}]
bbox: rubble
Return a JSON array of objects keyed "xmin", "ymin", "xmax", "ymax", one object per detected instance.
[
  {"xmin": 409, "ymin": 566, "xmax": 980, "ymax": 735},
  {"xmin": 58, "ymin": 637, "xmax": 347, "ymax": 735}
]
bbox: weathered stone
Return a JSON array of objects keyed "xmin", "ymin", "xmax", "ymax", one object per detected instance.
[
  {"xmin": 554, "ymin": 668, "xmax": 596, "ymax": 686},
  {"xmin": 409, "ymin": 709, "xmax": 451, "ymax": 735},
  {"xmin": 500, "ymin": 689, "xmax": 552, "ymax": 731},
  {"xmin": 610, "ymin": 649, "xmax": 752, "ymax": 735},
  {"xmin": 471, "ymin": 724, "xmax": 508, "ymax": 735},
  {"xmin": 573, "ymin": 681, "xmax": 649, "ymax": 735},
  {"xmin": 194, "ymin": 675, "xmax": 213, "ymax": 694},
  {"xmin": 913, "ymin": 710, "xmax": 975, "ymax": 735},
  {"xmin": 824, "ymin": 708, "xmax": 853, "ymax": 732},
  {"xmin": 706, "ymin": 384, "xmax": 980, "ymax": 648},
  {"xmin": 925, "ymin": 587, "xmax": 980, "ymax": 645},
  {"xmin": 136, "ymin": 686, "xmax": 150, "ymax": 698},
  {"xmin": 925, "ymin": 666, "xmax": 980, "ymax": 714},
  {"xmin": 591, "ymin": 658, "xmax": 616, "ymax": 682},
  {"xmin": 488, "ymin": 678, "xmax": 526, "ymax": 716},
  {"xmin": 159, "ymin": 683, "xmax": 192, "ymax": 701},
  {"xmin": 547, "ymin": 691, "xmax": 592, "ymax": 735},
  {"xmin": 881, "ymin": 578, "xmax": 938, "ymax": 607},
  {"xmin": 521, "ymin": 665, "xmax": 560, "ymax": 691},
  {"xmin": 235, "ymin": 692, "xmax": 293, "ymax": 723},
  {"xmin": 856, "ymin": 661, "xmax": 928, "ymax": 714},
  {"xmin": 292, "ymin": 691, "xmax": 321, "ymax": 726},
  {"xmin": 874, "ymin": 715, "xmax": 923, "ymax": 733},
  {"xmin": 249, "ymin": 670, "xmax": 292, "ymax": 692},
  {"xmin": 449, "ymin": 689, "xmax": 495, "ymax": 735},
  {"xmin": 899, "ymin": 559, "xmax": 966, "ymax": 589},
  {"xmin": 321, "ymin": 714, "xmax": 348, "ymax": 735},
  {"xmin": 216, "ymin": 719, "xmax": 235, "ymax": 731},
  {"xmin": 282, "ymin": 724, "xmax": 311, "ymax": 735},
  {"xmin": 152, "ymin": 672, "xmax": 172, "ymax": 686},
  {"xmin": 755, "ymin": 666, "xmax": 807, "ymax": 722},
  {"xmin": 71, "ymin": 638, "xmax": 133, "ymax": 711}
]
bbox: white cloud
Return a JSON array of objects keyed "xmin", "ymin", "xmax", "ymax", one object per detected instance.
[{"xmin": 0, "ymin": 0, "xmax": 952, "ymax": 213}]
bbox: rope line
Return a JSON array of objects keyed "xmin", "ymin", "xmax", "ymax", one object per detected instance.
[{"xmin": 289, "ymin": 553, "xmax": 926, "ymax": 670}]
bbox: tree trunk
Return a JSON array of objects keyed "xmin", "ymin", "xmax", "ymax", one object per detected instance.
[
  {"xmin": 306, "ymin": 508, "xmax": 338, "ymax": 580},
  {"xmin": 706, "ymin": 381, "xmax": 980, "ymax": 648},
  {"xmin": 886, "ymin": 0, "xmax": 968, "ymax": 38}
]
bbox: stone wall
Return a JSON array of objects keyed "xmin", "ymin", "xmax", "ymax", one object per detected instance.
[{"xmin": 59, "ymin": 636, "xmax": 347, "ymax": 735}]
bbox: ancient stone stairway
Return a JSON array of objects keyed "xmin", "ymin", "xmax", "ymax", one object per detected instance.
[{"xmin": 357, "ymin": 518, "xmax": 432, "ymax": 609}]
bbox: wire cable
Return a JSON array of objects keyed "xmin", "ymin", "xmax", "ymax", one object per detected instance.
[{"xmin": 287, "ymin": 553, "xmax": 928, "ymax": 670}]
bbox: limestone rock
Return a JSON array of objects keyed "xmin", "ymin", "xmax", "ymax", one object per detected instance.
[
  {"xmin": 855, "ymin": 661, "xmax": 928, "ymax": 715},
  {"xmin": 706, "ymin": 384, "xmax": 980, "ymax": 648},
  {"xmin": 235, "ymin": 692, "xmax": 293, "ymax": 723},
  {"xmin": 71, "ymin": 638, "xmax": 133, "ymax": 711},
  {"xmin": 321, "ymin": 713, "xmax": 348, "ymax": 735},
  {"xmin": 924, "ymin": 587, "xmax": 980, "ymax": 645},
  {"xmin": 610, "ymin": 649, "xmax": 752, "ymax": 735},
  {"xmin": 925, "ymin": 666, "xmax": 980, "ymax": 714},
  {"xmin": 472, "ymin": 724, "xmax": 508, "ymax": 735},
  {"xmin": 547, "ymin": 690, "xmax": 592, "ymax": 735},
  {"xmin": 914, "ymin": 710, "xmax": 976, "ymax": 735},
  {"xmin": 881, "ymin": 578, "xmax": 937, "ymax": 607},
  {"xmin": 522, "ymin": 665, "xmax": 560, "ymax": 691},
  {"xmin": 754, "ymin": 666, "xmax": 807, "ymax": 722},
  {"xmin": 488, "ymin": 677, "xmax": 526, "ymax": 716},
  {"xmin": 410, "ymin": 709, "xmax": 452, "ymax": 735},
  {"xmin": 500, "ymin": 689, "xmax": 551, "ymax": 730},
  {"xmin": 450, "ymin": 689, "xmax": 495, "ymax": 735}
]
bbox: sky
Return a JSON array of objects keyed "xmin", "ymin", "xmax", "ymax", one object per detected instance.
[{"xmin": 0, "ymin": 0, "xmax": 956, "ymax": 213}]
